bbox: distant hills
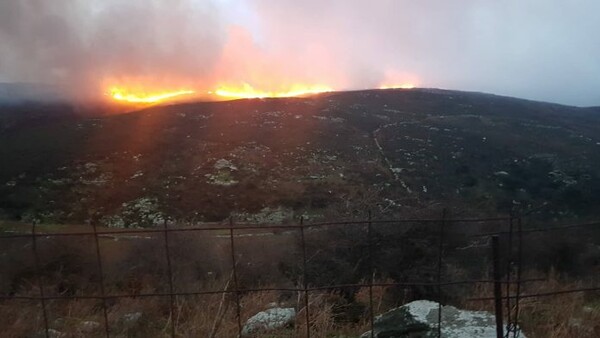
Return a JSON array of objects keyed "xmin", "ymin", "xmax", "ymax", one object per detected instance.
[{"xmin": 0, "ymin": 82, "xmax": 68, "ymax": 104}]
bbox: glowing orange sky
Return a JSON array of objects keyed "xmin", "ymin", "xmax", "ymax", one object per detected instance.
[
  {"xmin": 102, "ymin": 27, "xmax": 418, "ymax": 104},
  {"xmin": 0, "ymin": 1, "xmax": 598, "ymax": 106}
]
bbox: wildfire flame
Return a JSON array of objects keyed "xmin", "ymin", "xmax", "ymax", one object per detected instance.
[
  {"xmin": 213, "ymin": 83, "xmax": 332, "ymax": 99},
  {"xmin": 379, "ymin": 83, "xmax": 416, "ymax": 90},
  {"xmin": 109, "ymin": 87, "xmax": 195, "ymax": 103}
]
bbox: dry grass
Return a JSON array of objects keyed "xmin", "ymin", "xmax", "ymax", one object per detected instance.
[
  {"xmin": 1, "ymin": 222, "xmax": 598, "ymax": 337},
  {"xmin": 0, "ymin": 280, "xmax": 398, "ymax": 337},
  {"xmin": 464, "ymin": 270, "xmax": 600, "ymax": 338},
  {"xmin": 2, "ymin": 272, "xmax": 598, "ymax": 337}
]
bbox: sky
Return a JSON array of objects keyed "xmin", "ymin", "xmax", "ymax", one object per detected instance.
[{"xmin": 0, "ymin": 0, "xmax": 599, "ymax": 106}]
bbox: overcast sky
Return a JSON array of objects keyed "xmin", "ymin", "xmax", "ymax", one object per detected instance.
[{"xmin": 0, "ymin": 0, "xmax": 598, "ymax": 106}]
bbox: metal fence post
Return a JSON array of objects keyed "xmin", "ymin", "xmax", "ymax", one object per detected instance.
[
  {"xmin": 92, "ymin": 222, "xmax": 110, "ymax": 338},
  {"xmin": 492, "ymin": 235, "xmax": 504, "ymax": 338},
  {"xmin": 229, "ymin": 217, "xmax": 243, "ymax": 337},
  {"xmin": 162, "ymin": 219, "xmax": 176, "ymax": 337},
  {"xmin": 436, "ymin": 209, "xmax": 447, "ymax": 338},
  {"xmin": 367, "ymin": 210, "xmax": 374, "ymax": 338},
  {"xmin": 506, "ymin": 214, "xmax": 514, "ymax": 326},
  {"xmin": 300, "ymin": 217, "xmax": 310, "ymax": 338},
  {"xmin": 512, "ymin": 216, "xmax": 524, "ymax": 338},
  {"xmin": 31, "ymin": 222, "xmax": 50, "ymax": 338}
]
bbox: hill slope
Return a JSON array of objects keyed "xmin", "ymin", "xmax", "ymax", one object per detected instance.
[{"xmin": 1, "ymin": 88, "xmax": 599, "ymax": 225}]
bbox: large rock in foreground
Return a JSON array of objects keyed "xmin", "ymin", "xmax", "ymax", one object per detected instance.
[
  {"xmin": 242, "ymin": 307, "xmax": 296, "ymax": 336},
  {"xmin": 361, "ymin": 300, "xmax": 526, "ymax": 338}
]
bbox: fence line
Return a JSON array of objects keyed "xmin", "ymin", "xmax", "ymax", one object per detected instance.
[
  {"xmin": 1, "ymin": 213, "xmax": 599, "ymax": 338},
  {"xmin": 0, "ymin": 278, "xmax": 547, "ymax": 301},
  {"xmin": 472, "ymin": 220, "xmax": 600, "ymax": 237},
  {"xmin": 0, "ymin": 216, "xmax": 516, "ymax": 240},
  {"xmin": 2, "ymin": 218, "xmax": 596, "ymax": 241},
  {"xmin": 467, "ymin": 286, "xmax": 600, "ymax": 302}
]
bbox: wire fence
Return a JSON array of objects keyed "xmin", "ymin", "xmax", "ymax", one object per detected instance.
[{"xmin": 0, "ymin": 212, "xmax": 599, "ymax": 337}]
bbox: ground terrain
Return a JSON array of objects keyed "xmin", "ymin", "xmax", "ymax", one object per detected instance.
[{"xmin": 1, "ymin": 88, "xmax": 599, "ymax": 226}]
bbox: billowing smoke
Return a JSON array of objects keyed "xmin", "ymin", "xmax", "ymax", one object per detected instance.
[
  {"xmin": 1, "ymin": 0, "xmax": 599, "ymax": 105},
  {"xmin": 0, "ymin": 0, "xmax": 226, "ymax": 99}
]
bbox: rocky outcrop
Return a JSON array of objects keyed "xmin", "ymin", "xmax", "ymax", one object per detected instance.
[
  {"xmin": 361, "ymin": 300, "xmax": 526, "ymax": 338},
  {"xmin": 242, "ymin": 307, "xmax": 296, "ymax": 336}
]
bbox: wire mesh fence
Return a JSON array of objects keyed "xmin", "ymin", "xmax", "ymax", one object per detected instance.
[{"xmin": 0, "ymin": 212, "xmax": 599, "ymax": 337}]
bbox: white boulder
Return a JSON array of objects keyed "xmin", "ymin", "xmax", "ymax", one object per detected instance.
[
  {"xmin": 242, "ymin": 307, "xmax": 296, "ymax": 336},
  {"xmin": 361, "ymin": 300, "xmax": 526, "ymax": 338}
]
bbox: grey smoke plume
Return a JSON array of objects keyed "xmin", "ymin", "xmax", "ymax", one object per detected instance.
[
  {"xmin": 0, "ymin": 0, "xmax": 226, "ymax": 98},
  {"xmin": 1, "ymin": 0, "xmax": 599, "ymax": 105}
]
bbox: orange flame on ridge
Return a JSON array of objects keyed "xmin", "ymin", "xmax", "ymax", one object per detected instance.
[
  {"xmin": 379, "ymin": 83, "xmax": 416, "ymax": 90},
  {"xmin": 213, "ymin": 83, "xmax": 333, "ymax": 99},
  {"xmin": 109, "ymin": 87, "xmax": 195, "ymax": 103}
]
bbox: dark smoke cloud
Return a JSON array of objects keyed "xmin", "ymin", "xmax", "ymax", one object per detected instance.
[
  {"xmin": 0, "ymin": 0, "xmax": 599, "ymax": 106},
  {"xmin": 0, "ymin": 0, "xmax": 226, "ymax": 98}
]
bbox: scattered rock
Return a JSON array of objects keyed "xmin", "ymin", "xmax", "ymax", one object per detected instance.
[
  {"xmin": 121, "ymin": 312, "xmax": 143, "ymax": 329},
  {"xmin": 79, "ymin": 320, "xmax": 100, "ymax": 332},
  {"xmin": 130, "ymin": 170, "xmax": 144, "ymax": 179},
  {"xmin": 548, "ymin": 170, "xmax": 577, "ymax": 186},
  {"xmin": 102, "ymin": 197, "xmax": 165, "ymax": 228},
  {"xmin": 214, "ymin": 159, "xmax": 238, "ymax": 171},
  {"xmin": 233, "ymin": 207, "xmax": 294, "ymax": 223},
  {"xmin": 30, "ymin": 329, "xmax": 65, "ymax": 338},
  {"xmin": 205, "ymin": 171, "xmax": 238, "ymax": 186},
  {"xmin": 360, "ymin": 300, "xmax": 526, "ymax": 338},
  {"xmin": 242, "ymin": 307, "xmax": 296, "ymax": 336}
]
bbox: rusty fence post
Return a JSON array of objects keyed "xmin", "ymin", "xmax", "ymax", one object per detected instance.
[
  {"xmin": 492, "ymin": 235, "xmax": 504, "ymax": 338},
  {"xmin": 367, "ymin": 210, "xmax": 374, "ymax": 338},
  {"xmin": 31, "ymin": 222, "xmax": 50, "ymax": 338},
  {"xmin": 229, "ymin": 217, "xmax": 243, "ymax": 337},
  {"xmin": 162, "ymin": 219, "xmax": 176, "ymax": 337},
  {"xmin": 92, "ymin": 222, "xmax": 110, "ymax": 338},
  {"xmin": 436, "ymin": 209, "xmax": 447, "ymax": 338},
  {"xmin": 505, "ymin": 214, "xmax": 514, "ymax": 326},
  {"xmin": 299, "ymin": 217, "xmax": 311, "ymax": 338},
  {"xmin": 512, "ymin": 216, "xmax": 524, "ymax": 338}
]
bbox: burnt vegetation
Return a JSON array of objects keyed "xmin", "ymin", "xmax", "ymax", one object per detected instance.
[{"xmin": 1, "ymin": 88, "xmax": 600, "ymax": 225}]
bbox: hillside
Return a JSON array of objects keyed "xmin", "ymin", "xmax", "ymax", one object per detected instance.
[{"xmin": 1, "ymin": 88, "xmax": 599, "ymax": 226}]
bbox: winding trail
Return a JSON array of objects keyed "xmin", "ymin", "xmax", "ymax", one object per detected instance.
[{"xmin": 373, "ymin": 124, "xmax": 412, "ymax": 193}]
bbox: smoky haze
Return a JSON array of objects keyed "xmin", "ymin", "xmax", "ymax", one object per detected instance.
[
  {"xmin": 0, "ymin": 0, "xmax": 226, "ymax": 100},
  {"xmin": 0, "ymin": 0, "xmax": 599, "ymax": 106}
]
